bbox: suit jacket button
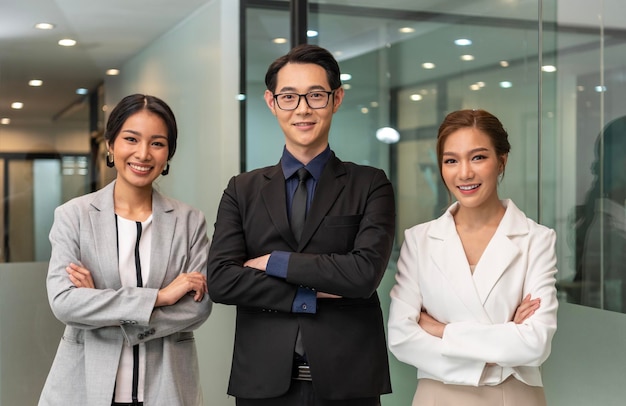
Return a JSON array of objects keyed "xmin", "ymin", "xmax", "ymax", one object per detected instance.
[
  {"xmin": 301, "ymin": 304, "xmax": 307, "ymax": 310},
  {"xmin": 138, "ymin": 333, "xmax": 145, "ymax": 340}
]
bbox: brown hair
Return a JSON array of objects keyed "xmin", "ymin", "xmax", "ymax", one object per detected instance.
[{"xmin": 436, "ymin": 109, "xmax": 511, "ymax": 184}]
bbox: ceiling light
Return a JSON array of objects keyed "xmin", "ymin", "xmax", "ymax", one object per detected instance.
[
  {"xmin": 1, "ymin": 118, "xmax": 10, "ymax": 125},
  {"xmin": 454, "ymin": 38, "xmax": 472, "ymax": 46},
  {"xmin": 272, "ymin": 37, "xmax": 287, "ymax": 44},
  {"xmin": 422, "ymin": 62, "xmax": 435, "ymax": 69},
  {"xmin": 542, "ymin": 65, "xmax": 557, "ymax": 72},
  {"xmin": 360, "ymin": 107, "xmax": 369, "ymax": 114},
  {"xmin": 410, "ymin": 94, "xmax": 423, "ymax": 101},
  {"xmin": 470, "ymin": 84, "xmax": 481, "ymax": 91},
  {"xmin": 595, "ymin": 85, "xmax": 607, "ymax": 93},
  {"xmin": 35, "ymin": 22, "xmax": 55, "ymax": 30},
  {"xmin": 76, "ymin": 88, "xmax": 88, "ymax": 95},
  {"xmin": 11, "ymin": 102, "xmax": 24, "ymax": 109},
  {"xmin": 340, "ymin": 73, "xmax": 352, "ymax": 81},
  {"xmin": 577, "ymin": 86, "xmax": 585, "ymax": 92},
  {"xmin": 106, "ymin": 69, "xmax": 120, "ymax": 76},
  {"xmin": 343, "ymin": 83, "xmax": 351, "ymax": 90},
  {"xmin": 370, "ymin": 101, "xmax": 379, "ymax": 108},
  {"xmin": 307, "ymin": 30, "xmax": 318, "ymax": 38},
  {"xmin": 376, "ymin": 127, "xmax": 400, "ymax": 144},
  {"xmin": 399, "ymin": 27, "xmax": 415, "ymax": 34},
  {"xmin": 58, "ymin": 38, "xmax": 77, "ymax": 47},
  {"xmin": 499, "ymin": 81, "xmax": 513, "ymax": 88},
  {"xmin": 460, "ymin": 54, "xmax": 475, "ymax": 61},
  {"xmin": 500, "ymin": 60, "xmax": 510, "ymax": 67},
  {"xmin": 29, "ymin": 79, "xmax": 43, "ymax": 87},
  {"xmin": 236, "ymin": 94, "xmax": 246, "ymax": 101}
]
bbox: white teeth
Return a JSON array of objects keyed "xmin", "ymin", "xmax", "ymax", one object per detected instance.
[
  {"xmin": 459, "ymin": 184, "xmax": 479, "ymax": 190},
  {"xmin": 129, "ymin": 163, "xmax": 151, "ymax": 172}
]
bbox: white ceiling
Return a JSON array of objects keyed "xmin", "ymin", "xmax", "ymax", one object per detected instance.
[{"xmin": 0, "ymin": 0, "xmax": 209, "ymax": 126}]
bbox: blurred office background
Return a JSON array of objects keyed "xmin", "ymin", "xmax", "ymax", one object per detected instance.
[{"xmin": 1, "ymin": 0, "xmax": 625, "ymax": 404}]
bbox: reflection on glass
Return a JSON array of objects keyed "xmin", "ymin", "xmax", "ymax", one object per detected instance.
[{"xmin": 570, "ymin": 117, "xmax": 626, "ymax": 312}]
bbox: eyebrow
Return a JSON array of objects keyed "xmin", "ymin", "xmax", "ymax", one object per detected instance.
[
  {"xmin": 442, "ymin": 147, "xmax": 490, "ymax": 156},
  {"xmin": 121, "ymin": 129, "xmax": 167, "ymax": 139},
  {"xmin": 276, "ymin": 85, "xmax": 328, "ymax": 93}
]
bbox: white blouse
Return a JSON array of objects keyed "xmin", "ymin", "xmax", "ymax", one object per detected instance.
[{"xmin": 114, "ymin": 214, "xmax": 153, "ymax": 403}]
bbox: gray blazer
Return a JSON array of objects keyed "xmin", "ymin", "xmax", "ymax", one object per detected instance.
[{"xmin": 39, "ymin": 181, "xmax": 212, "ymax": 406}]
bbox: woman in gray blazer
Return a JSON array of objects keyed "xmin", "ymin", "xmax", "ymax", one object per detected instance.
[{"xmin": 39, "ymin": 94, "xmax": 212, "ymax": 406}]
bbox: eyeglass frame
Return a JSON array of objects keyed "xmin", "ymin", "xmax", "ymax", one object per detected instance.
[{"xmin": 272, "ymin": 90, "xmax": 336, "ymax": 111}]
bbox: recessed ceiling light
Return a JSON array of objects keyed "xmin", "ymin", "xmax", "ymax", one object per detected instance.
[
  {"xmin": 376, "ymin": 127, "xmax": 400, "ymax": 144},
  {"xmin": 236, "ymin": 94, "xmax": 246, "ymax": 101},
  {"xmin": 460, "ymin": 54, "xmax": 475, "ymax": 61},
  {"xmin": 29, "ymin": 79, "xmax": 43, "ymax": 87},
  {"xmin": 272, "ymin": 37, "xmax": 287, "ymax": 44},
  {"xmin": 470, "ymin": 84, "xmax": 481, "ymax": 91},
  {"xmin": 361, "ymin": 107, "xmax": 369, "ymax": 114},
  {"xmin": 410, "ymin": 94, "xmax": 423, "ymax": 101},
  {"xmin": 399, "ymin": 27, "xmax": 415, "ymax": 34},
  {"xmin": 106, "ymin": 69, "xmax": 120, "ymax": 76},
  {"xmin": 577, "ymin": 86, "xmax": 585, "ymax": 92},
  {"xmin": 542, "ymin": 65, "xmax": 557, "ymax": 72},
  {"xmin": 499, "ymin": 81, "xmax": 513, "ymax": 88},
  {"xmin": 422, "ymin": 62, "xmax": 435, "ymax": 69},
  {"xmin": 370, "ymin": 101, "xmax": 379, "ymax": 108},
  {"xmin": 11, "ymin": 102, "xmax": 24, "ymax": 109},
  {"xmin": 76, "ymin": 88, "xmax": 88, "ymax": 95},
  {"xmin": 500, "ymin": 60, "xmax": 510, "ymax": 67},
  {"xmin": 343, "ymin": 84, "xmax": 351, "ymax": 90},
  {"xmin": 307, "ymin": 30, "xmax": 318, "ymax": 38},
  {"xmin": 595, "ymin": 85, "xmax": 607, "ymax": 93},
  {"xmin": 1, "ymin": 118, "xmax": 10, "ymax": 125},
  {"xmin": 35, "ymin": 22, "xmax": 55, "ymax": 30},
  {"xmin": 454, "ymin": 38, "xmax": 472, "ymax": 46},
  {"xmin": 58, "ymin": 38, "xmax": 77, "ymax": 47},
  {"xmin": 340, "ymin": 73, "xmax": 352, "ymax": 81}
]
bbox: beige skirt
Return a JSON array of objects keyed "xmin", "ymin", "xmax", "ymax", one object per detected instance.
[{"xmin": 412, "ymin": 377, "xmax": 546, "ymax": 406}]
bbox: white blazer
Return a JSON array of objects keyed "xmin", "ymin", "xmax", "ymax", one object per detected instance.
[{"xmin": 388, "ymin": 199, "xmax": 557, "ymax": 387}]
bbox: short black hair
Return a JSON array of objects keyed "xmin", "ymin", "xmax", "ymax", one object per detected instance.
[{"xmin": 264, "ymin": 44, "xmax": 342, "ymax": 93}]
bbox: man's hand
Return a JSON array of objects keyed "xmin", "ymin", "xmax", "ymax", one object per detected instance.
[{"xmin": 244, "ymin": 254, "xmax": 271, "ymax": 271}]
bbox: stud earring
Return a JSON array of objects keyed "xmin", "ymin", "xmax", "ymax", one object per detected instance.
[
  {"xmin": 161, "ymin": 163, "xmax": 170, "ymax": 176},
  {"xmin": 106, "ymin": 151, "xmax": 115, "ymax": 168}
]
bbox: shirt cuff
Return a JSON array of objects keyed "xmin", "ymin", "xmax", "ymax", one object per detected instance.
[
  {"xmin": 292, "ymin": 287, "xmax": 317, "ymax": 314},
  {"xmin": 266, "ymin": 251, "xmax": 289, "ymax": 278}
]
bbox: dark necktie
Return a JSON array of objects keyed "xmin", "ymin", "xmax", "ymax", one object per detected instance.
[
  {"xmin": 291, "ymin": 168, "xmax": 310, "ymax": 357},
  {"xmin": 290, "ymin": 167, "xmax": 310, "ymax": 242}
]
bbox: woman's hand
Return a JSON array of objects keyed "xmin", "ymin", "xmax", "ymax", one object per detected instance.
[
  {"xmin": 156, "ymin": 272, "xmax": 208, "ymax": 307},
  {"xmin": 513, "ymin": 294, "xmax": 541, "ymax": 324},
  {"xmin": 66, "ymin": 263, "xmax": 95, "ymax": 288},
  {"xmin": 418, "ymin": 310, "xmax": 447, "ymax": 338}
]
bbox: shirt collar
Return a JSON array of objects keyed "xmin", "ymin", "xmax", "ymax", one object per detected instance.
[{"xmin": 281, "ymin": 145, "xmax": 331, "ymax": 181}]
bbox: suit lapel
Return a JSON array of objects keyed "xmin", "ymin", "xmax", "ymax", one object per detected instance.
[
  {"xmin": 261, "ymin": 164, "xmax": 297, "ymax": 250},
  {"xmin": 147, "ymin": 189, "xmax": 175, "ymax": 289},
  {"xmin": 89, "ymin": 182, "xmax": 123, "ymax": 290},
  {"xmin": 429, "ymin": 205, "xmax": 492, "ymax": 323},
  {"xmin": 299, "ymin": 156, "xmax": 346, "ymax": 249},
  {"xmin": 473, "ymin": 199, "xmax": 528, "ymax": 303}
]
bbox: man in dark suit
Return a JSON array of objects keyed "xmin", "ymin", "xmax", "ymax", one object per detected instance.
[{"xmin": 207, "ymin": 44, "xmax": 395, "ymax": 405}]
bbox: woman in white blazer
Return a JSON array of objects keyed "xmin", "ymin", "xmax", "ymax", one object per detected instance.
[
  {"xmin": 388, "ymin": 109, "xmax": 558, "ymax": 406},
  {"xmin": 39, "ymin": 94, "xmax": 212, "ymax": 406}
]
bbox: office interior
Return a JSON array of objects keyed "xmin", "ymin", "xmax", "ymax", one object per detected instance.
[{"xmin": 1, "ymin": 0, "xmax": 625, "ymax": 404}]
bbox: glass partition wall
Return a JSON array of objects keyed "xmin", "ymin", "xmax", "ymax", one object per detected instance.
[{"xmin": 242, "ymin": 0, "xmax": 626, "ymax": 403}]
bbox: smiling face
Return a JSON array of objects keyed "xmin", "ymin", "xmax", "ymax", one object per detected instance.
[
  {"xmin": 108, "ymin": 110, "xmax": 169, "ymax": 192},
  {"xmin": 441, "ymin": 127, "xmax": 507, "ymax": 210},
  {"xmin": 264, "ymin": 62, "xmax": 344, "ymax": 163}
]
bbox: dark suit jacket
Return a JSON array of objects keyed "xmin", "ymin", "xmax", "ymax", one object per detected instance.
[{"xmin": 207, "ymin": 153, "xmax": 395, "ymax": 400}]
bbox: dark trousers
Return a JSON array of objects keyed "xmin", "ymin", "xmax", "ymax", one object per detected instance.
[{"xmin": 235, "ymin": 380, "xmax": 380, "ymax": 406}]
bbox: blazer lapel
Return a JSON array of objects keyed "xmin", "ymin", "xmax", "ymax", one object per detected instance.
[
  {"xmin": 429, "ymin": 205, "xmax": 492, "ymax": 323},
  {"xmin": 299, "ymin": 156, "xmax": 347, "ymax": 248},
  {"xmin": 261, "ymin": 164, "xmax": 297, "ymax": 250},
  {"xmin": 89, "ymin": 181, "xmax": 123, "ymax": 290},
  {"xmin": 472, "ymin": 200, "xmax": 527, "ymax": 304},
  {"xmin": 147, "ymin": 189, "xmax": 175, "ymax": 289}
]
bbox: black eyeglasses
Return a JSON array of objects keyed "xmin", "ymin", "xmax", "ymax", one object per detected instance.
[{"xmin": 273, "ymin": 90, "xmax": 335, "ymax": 111}]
